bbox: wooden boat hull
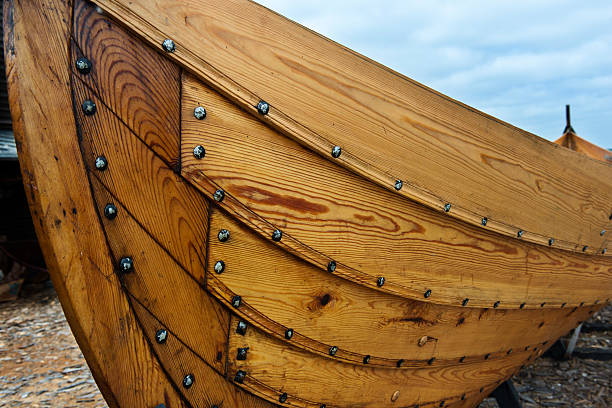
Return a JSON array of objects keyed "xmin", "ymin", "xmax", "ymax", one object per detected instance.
[{"xmin": 4, "ymin": 0, "xmax": 611, "ymax": 407}]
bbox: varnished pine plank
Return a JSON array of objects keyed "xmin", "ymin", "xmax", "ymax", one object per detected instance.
[
  {"xmin": 94, "ymin": 0, "xmax": 612, "ymax": 252},
  {"xmin": 72, "ymin": 0, "xmax": 181, "ymax": 167},
  {"xmin": 88, "ymin": 175, "xmax": 229, "ymax": 374},
  {"xmin": 209, "ymin": 208, "xmax": 598, "ymax": 364},
  {"xmin": 130, "ymin": 296, "xmax": 275, "ymax": 408},
  {"xmin": 4, "ymin": 0, "xmax": 188, "ymax": 406},
  {"xmin": 227, "ymin": 315, "xmax": 533, "ymax": 408},
  {"xmin": 71, "ymin": 73, "xmax": 208, "ymax": 284},
  {"xmin": 183, "ymin": 74, "xmax": 612, "ymax": 308}
]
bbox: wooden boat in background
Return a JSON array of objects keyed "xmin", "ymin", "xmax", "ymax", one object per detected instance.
[{"xmin": 4, "ymin": 0, "xmax": 611, "ymax": 406}]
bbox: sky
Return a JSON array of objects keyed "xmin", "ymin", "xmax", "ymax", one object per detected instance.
[{"xmin": 257, "ymin": 0, "xmax": 612, "ymax": 147}]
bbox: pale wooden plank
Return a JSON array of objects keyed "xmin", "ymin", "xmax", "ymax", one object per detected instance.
[
  {"xmin": 183, "ymin": 74, "xmax": 612, "ymax": 308},
  {"xmin": 94, "ymin": 0, "xmax": 612, "ymax": 252},
  {"xmin": 209, "ymin": 208, "xmax": 599, "ymax": 364},
  {"xmin": 227, "ymin": 315, "xmax": 533, "ymax": 407}
]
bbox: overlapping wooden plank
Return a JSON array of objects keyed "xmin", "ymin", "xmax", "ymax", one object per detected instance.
[
  {"xmin": 72, "ymin": 73, "xmax": 208, "ymax": 284},
  {"xmin": 71, "ymin": 0, "xmax": 181, "ymax": 167},
  {"xmin": 209, "ymin": 208, "xmax": 599, "ymax": 364},
  {"xmin": 87, "ymin": 175, "xmax": 229, "ymax": 373},
  {"xmin": 227, "ymin": 314, "xmax": 532, "ymax": 408},
  {"xmin": 130, "ymin": 296, "xmax": 275, "ymax": 408},
  {"xmin": 94, "ymin": 0, "xmax": 612, "ymax": 252},
  {"xmin": 4, "ymin": 0, "xmax": 188, "ymax": 405},
  {"xmin": 183, "ymin": 74, "xmax": 612, "ymax": 308}
]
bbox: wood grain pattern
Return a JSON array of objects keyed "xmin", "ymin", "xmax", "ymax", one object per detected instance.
[
  {"xmin": 72, "ymin": 0, "xmax": 181, "ymax": 167},
  {"xmin": 4, "ymin": 0, "xmax": 188, "ymax": 406},
  {"xmin": 183, "ymin": 75, "xmax": 612, "ymax": 308},
  {"xmin": 228, "ymin": 314, "xmax": 532, "ymax": 408},
  {"xmin": 130, "ymin": 296, "xmax": 275, "ymax": 408},
  {"xmin": 94, "ymin": 0, "xmax": 612, "ymax": 252},
  {"xmin": 87, "ymin": 174, "xmax": 228, "ymax": 374},
  {"xmin": 209, "ymin": 207, "xmax": 599, "ymax": 364},
  {"xmin": 71, "ymin": 73, "xmax": 208, "ymax": 284}
]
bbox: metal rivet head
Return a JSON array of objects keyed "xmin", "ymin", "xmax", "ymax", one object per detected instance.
[
  {"xmin": 396, "ymin": 359, "xmax": 404, "ymax": 368},
  {"xmin": 104, "ymin": 203, "xmax": 117, "ymax": 219},
  {"xmin": 462, "ymin": 298, "xmax": 469, "ymax": 307},
  {"xmin": 82, "ymin": 99, "xmax": 96, "ymax": 115},
  {"xmin": 583, "ymin": 246, "xmax": 588, "ymax": 252},
  {"xmin": 461, "ymin": 394, "xmax": 466, "ymax": 400},
  {"xmin": 118, "ymin": 257, "xmax": 133, "ymax": 273},
  {"xmin": 391, "ymin": 390, "xmax": 400, "ymax": 402},
  {"xmin": 580, "ymin": 302, "xmax": 584, "ymax": 307},
  {"xmin": 237, "ymin": 347, "xmax": 248, "ymax": 360},
  {"xmin": 162, "ymin": 39, "xmax": 175, "ymax": 53},
  {"xmin": 234, "ymin": 370, "xmax": 246, "ymax": 384},
  {"xmin": 75, "ymin": 57, "xmax": 91, "ymax": 74},
  {"xmin": 517, "ymin": 230, "xmax": 524, "ymax": 238},
  {"xmin": 480, "ymin": 387, "xmax": 484, "ymax": 393},
  {"xmin": 271, "ymin": 229, "xmax": 282, "ymax": 242},
  {"xmin": 94, "ymin": 155, "xmax": 108, "ymax": 170},
  {"xmin": 327, "ymin": 260, "xmax": 336, "ymax": 273},
  {"xmin": 218, "ymin": 229, "xmax": 230, "ymax": 242},
  {"xmin": 424, "ymin": 289, "xmax": 432, "ymax": 298},
  {"xmin": 213, "ymin": 189, "xmax": 225, "ymax": 202},
  {"xmin": 443, "ymin": 203, "xmax": 451, "ymax": 212},
  {"xmin": 459, "ymin": 356, "xmax": 466, "ymax": 363},
  {"xmin": 182, "ymin": 374, "xmax": 194, "ymax": 388},
  {"xmin": 418, "ymin": 336, "xmax": 428, "ymax": 347},
  {"xmin": 194, "ymin": 106, "xmax": 207, "ymax": 120},
  {"xmin": 285, "ymin": 328, "xmax": 294, "ymax": 340},
  {"xmin": 331, "ymin": 146, "xmax": 342, "ymax": 158},
  {"xmin": 257, "ymin": 100, "xmax": 270, "ymax": 115},
  {"xmin": 507, "ymin": 349, "xmax": 513, "ymax": 355},
  {"xmin": 540, "ymin": 302, "xmax": 546, "ymax": 307},
  {"xmin": 214, "ymin": 260, "xmax": 225, "ymax": 274},
  {"xmin": 231, "ymin": 295, "xmax": 241, "ymax": 308},
  {"xmin": 601, "ymin": 230, "xmax": 607, "ymax": 236},
  {"xmin": 428, "ymin": 357, "xmax": 435, "ymax": 365},
  {"xmin": 363, "ymin": 355, "xmax": 370, "ymax": 364},
  {"xmin": 155, "ymin": 329, "xmax": 168, "ymax": 344},
  {"xmin": 236, "ymin": 320, "xmax": 247, "ymax": 335},
  {"xmin": 548, "ymin": 238, "xmax": 554, "ymax": 246},
  {"xmin": 329, "ymin": 346, "xmax": 338, "ymax": 356},
  {"xmin": 493, "ymin": 301, "xmax": 500, "ymax": 308},
  {"xmin": 561, "ymin": 302, "xmax": 566, "ymax": 308},
  {"xmin": 481, "ymin": 217, "xmax": 488, "ymax": 226},
  {"xmin": 520, "ymin": 303, "xmax": 526, "ymax": 309},
  {"xmin": 603, "ymin": 249, "xmax": 607, "ymax": 255},
  {"xmin": 376, "ymin": 276, "xmax": 385, "ymax": 287},
  {"xmin": 394, "ymin": 179, "xmax": 403, "ymax": 191},
  {"xmin": 440, "ymin": 401, "xmax": 445, "ymax": 407},
  {"xmin": 279, "ymin": 393, "xmax": 288, "ymax": 403},
  {"xmin": 193, "ymin": 145, "xmax": 205, "ymax": 159},
  {"xmin": 484, "ymin": 353, "xmax": 490, "ymax": 360}
]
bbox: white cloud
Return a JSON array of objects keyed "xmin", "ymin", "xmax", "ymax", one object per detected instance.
[{"xmin": 257, "ymin": 0, "xmax": 612, "ymax": 147}]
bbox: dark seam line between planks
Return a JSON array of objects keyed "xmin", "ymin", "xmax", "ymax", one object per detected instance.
[
  {"xmin": 125, "ymin": 291, "xmax": 227, "ymax": 384},
  {"xmin": 124, "ymin": 293, "xmax": 196, "ymax": 408}
]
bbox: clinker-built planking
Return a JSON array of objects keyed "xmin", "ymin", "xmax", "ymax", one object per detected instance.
[{"xmin": 4, "ymin": 0, "xmax": 611, "ymax": 407}]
